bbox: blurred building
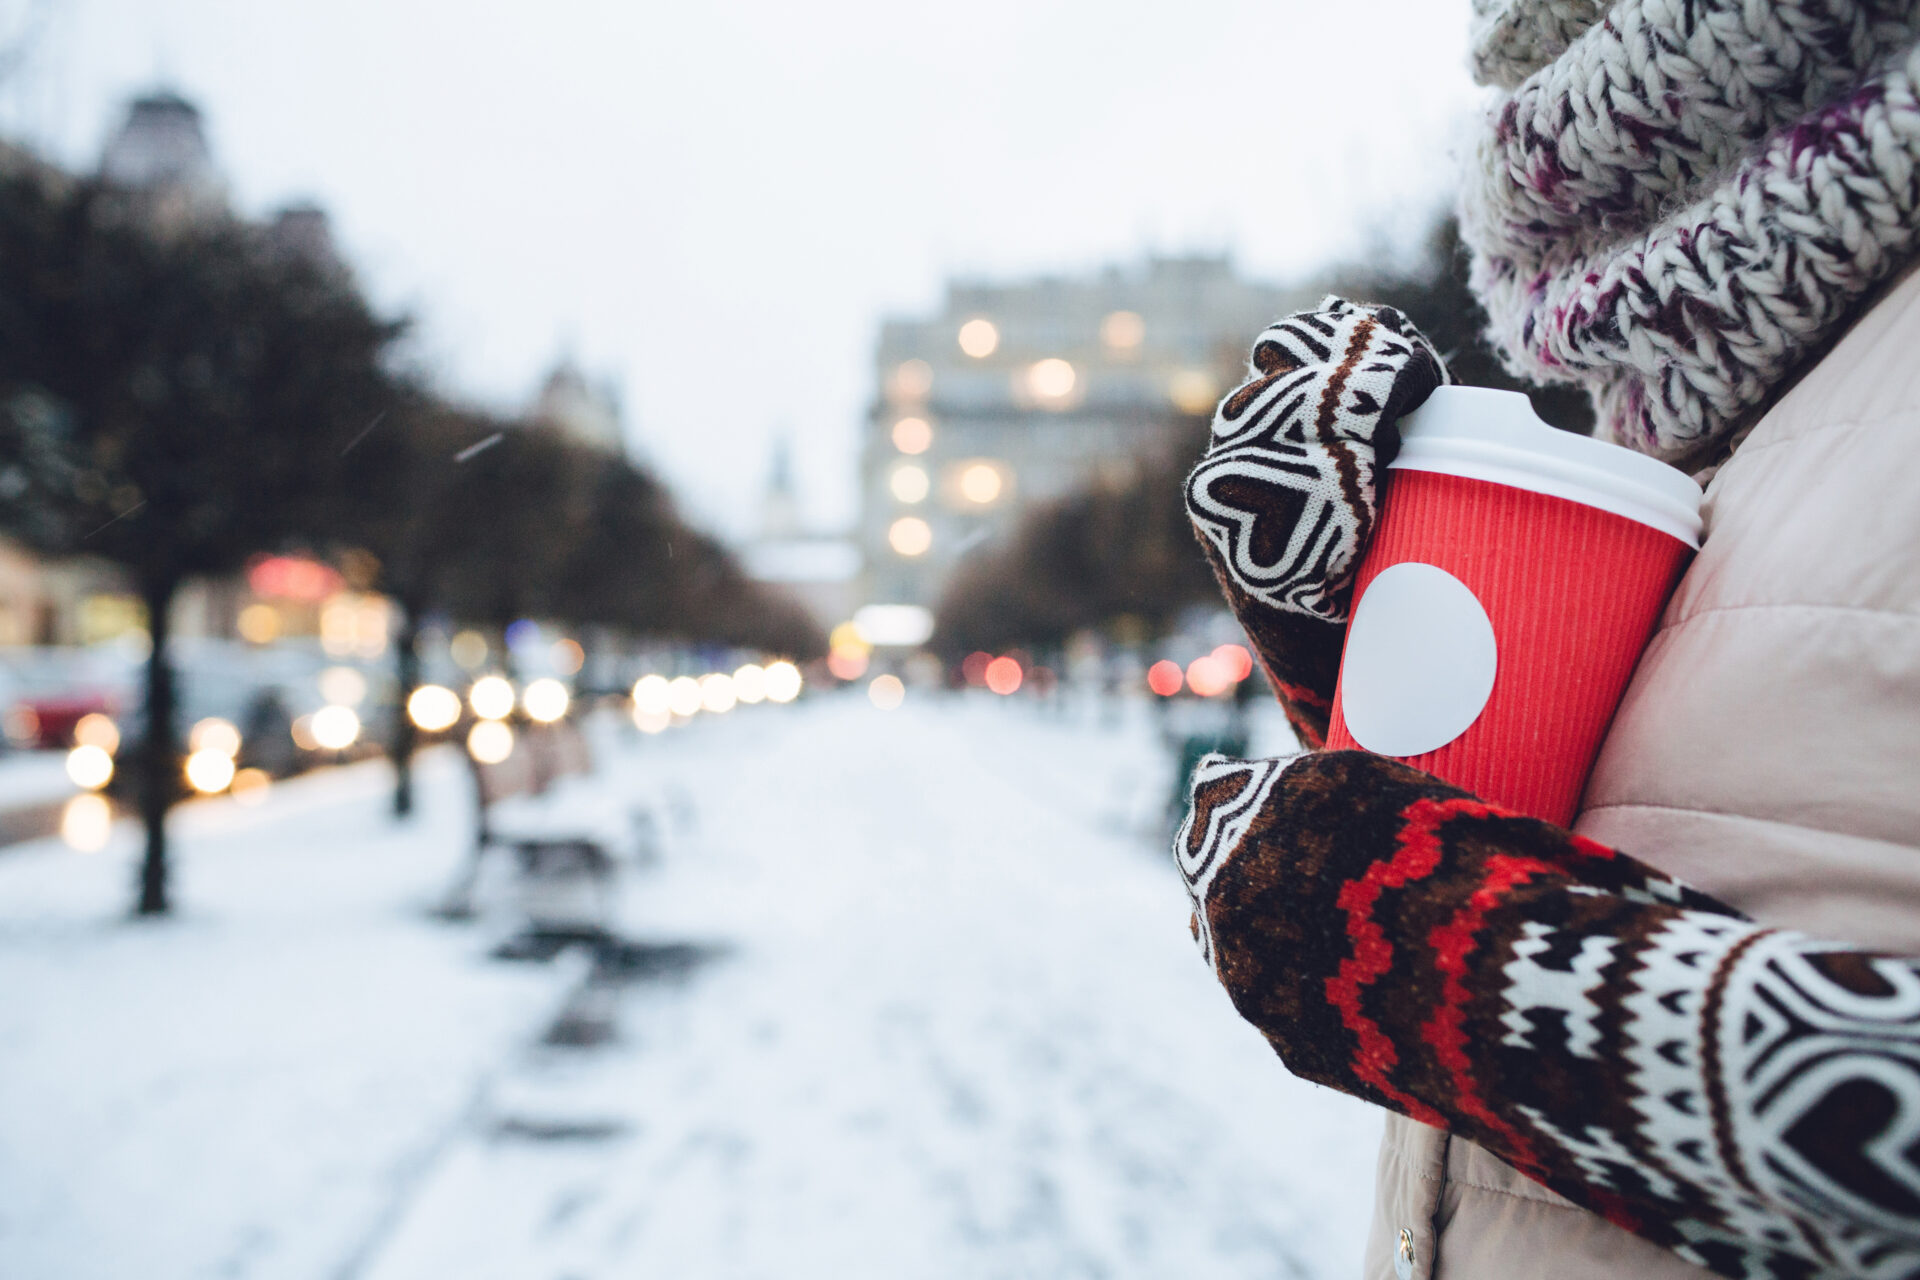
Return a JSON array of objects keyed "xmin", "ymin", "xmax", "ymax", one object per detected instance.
[
  {"xmin": 531, "ymin": 362, "xmax": 626, "ymax": 455},
  {"xmin": 741, "ymin": 437, "xmax": 859, "ymax": 632},
  {"xmin": 98, "ymin": 90, "xmax": 225, "ymax": 225},
  {"xmin": 861, "ymin": 255, "xmax": 1313, "ymax": 610}
]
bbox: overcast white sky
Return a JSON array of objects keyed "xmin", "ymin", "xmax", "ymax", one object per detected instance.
[{"xmin": 0, "ymin": 0, "xmax": 1486, "ymax": 539}]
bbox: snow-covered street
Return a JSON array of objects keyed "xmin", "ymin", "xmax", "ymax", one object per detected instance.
[{"xmin": 0, "ymin": 695, "xmax": 1382, "ymax": 1280}]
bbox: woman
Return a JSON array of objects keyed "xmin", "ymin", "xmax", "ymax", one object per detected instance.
[{"xmin": 1180, "ymin": 3, "xmax": 1920, "ymax": 1277}]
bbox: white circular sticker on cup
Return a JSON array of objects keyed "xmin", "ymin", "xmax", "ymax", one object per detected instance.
[{"xmin": 1342, "ymin": 562, "xmax": 1497, "ymax": 758}]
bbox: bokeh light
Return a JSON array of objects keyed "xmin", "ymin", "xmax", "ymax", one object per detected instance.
[
  {"xmin": 237, "ymin": 602, "xmax": 280, "ymax": 645},
  {"xmin": 957, "ymin": 318, "xmax": 999, "ymax": 358},
  {"xmin": 891, "ymin": 416, "xmax": 932, "ymax": 455},
  {"xmin": 449, "ymin": 630, "xmax": 489, "ymax": 669},
  {"xmin": 1147, "ymin": 660, "xmax": 1184, "ymax": 697},
  {"xmin": 230, "ymin": 767, "xmax": 272, "ymax": 806},
  {"xmin": 523, "ymin": 678, "xmax": 570, "ymax": 724},
  {"xmin": 468, "ymin": 675, "xmax": 515, "ymax": 721},
  {"xmin": 60, "ymin": 793, "xmax": 113, "ymax": 852},
  {"xmin": 868, "ymin": 673, "xmax": 906, "ymax": 710},
  {"xmin": 1026, "ymin": 358, "xmax": 1076, "ymax": 402},
  {"xmin": 185, "ymin": 748, "xmax": 237, "ymax": 794},
  {"xmin": 827, "ymin": 649, "xmax": 869, "ymax": 681},
  {"xmin": 73, "ymin": 712, "xmax": 120, "ymax": 754},
  {"xmin": 632, "ymin": 674, "xmax": 672, "ymax": 716},
  {"xmin": 667, "ymin": 676, "xmax": 704, "ymax": 718},
  {"xmin": 551, "ymin": 637, "xmax": 585, "ymax": 675},
  {"xmin": 699, "ymin": 673, "xmax": 737, "ymax": 714},
  {"xmin": 889, "ymin": 464, "xmax": 929, "ymax": 503},
  {"xmin": 319, "ymin": 666, "xmax": 368, "ymax": 707},
  {"xmin": 1169, "ymin": 369, "xmax": 1219, "ymax": 415},
  {"xmin": 959, "ymin": 463, "xmax": 1002, "ymax": 505},
  {"xmin": 763, "ymin": 661, "xmax": 803, "ymax": 704},
  {"xmin": 467, "ymin": 719, "xmax": 514, "ymax": 764},
  {"xmin": 310, "ymin": 705, "xmax": 361, "ymax": 751},
  {"xmin": 407, "ymin": 684, "xmax": 461, "ymax": 732},
  {"xmin": 1212, "ymin": 643, "xmax": 1254, "ymax": 683},
  {"xmin": 889, "ymin": 517, "xmax": 932, "ymax": 557},
  {"xmin": 1186, "ymin": 656, "xmax": 1230, "ymax": 698},
  {"xmin": 1101, "ymin": 309, "xmax": 1145, "ymax": 350},
  {"xmin": 633, "ymin": 706, "xmax": 670, "ymax": 734},
  {"xmin": 961, "ymin": 651, "xmax": 992, "ymax": 686},
  {"xmin": 732, "ymin": 664, "xmax": 767, "ymax": 704},
  {"xmin": 889, "ymin": 358, "xmax": 932, "ymax": 402},
  {"xmin": 65, "ymin": 744, "xmax": 114, "ymax": 790},
  {"xmin": 189, "ymin": 717, "xmax": 242, "ymax": 758},
  {"xmin": 984, "ymin": 656, "xmax": 1023, "ymax": 696}
]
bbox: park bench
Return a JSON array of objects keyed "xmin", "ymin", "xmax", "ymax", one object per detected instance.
[{"xmin": 440, "ymin": 718, "xmax": 645, "ymax": 933}]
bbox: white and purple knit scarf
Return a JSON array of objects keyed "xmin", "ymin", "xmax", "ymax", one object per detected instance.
[{"xmin": 1463, "ymin": 0, "xmax": 1920, "ymax": 465}]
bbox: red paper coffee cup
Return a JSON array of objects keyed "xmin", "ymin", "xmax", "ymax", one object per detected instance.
[{"xmin": 1323, "ymin": 386, "xmax": 1702, "ymax": 827}]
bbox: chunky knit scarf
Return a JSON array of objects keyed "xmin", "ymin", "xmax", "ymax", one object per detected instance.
[{"xmin": 1463, "ymin": 0, "xmax": 1920, "ymax": 464}]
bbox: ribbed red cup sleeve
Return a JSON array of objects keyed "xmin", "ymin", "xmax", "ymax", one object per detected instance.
[{"xmin": 1326, "ymin": 471, "xmax": 1691, "ymax": 827}]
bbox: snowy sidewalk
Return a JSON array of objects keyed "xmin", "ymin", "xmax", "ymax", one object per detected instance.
[
  {"xmin": 0, "ymin": 751, "xmax": 577, "ymax": 1280},
  {"xmin": 0, "ymin": 696, "xmax": 1384, "ymax": 1280},
  {"xmin": 361, "ymin": 696, "xmax": 1382, "ymax": 1280}
]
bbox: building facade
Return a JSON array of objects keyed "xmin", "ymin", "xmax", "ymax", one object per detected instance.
[{"xmin": 860, "ymin": 255, "xmax": 1312, "ymax": 610}]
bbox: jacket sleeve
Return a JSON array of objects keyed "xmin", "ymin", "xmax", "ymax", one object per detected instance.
[
  {"xmin": 1179, "ymin": 750, "xmax": 1920, "ymax": 1280},
  {"xmin": 1186, "ymin": 299, "xmax": 1448, "ymax": 747}
]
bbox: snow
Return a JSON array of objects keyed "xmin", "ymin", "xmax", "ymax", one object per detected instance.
[{"xmin": 0, "ymin": 694, "xmax": 1383, "ymax": 1280}]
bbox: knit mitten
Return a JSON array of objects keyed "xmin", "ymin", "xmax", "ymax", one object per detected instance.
[
  {"xmin": 1186, "ymin": 298, "xmax": 1449, "ymax": 746},
  {"xmin": 1177, "ymin": 750, "xmax": 1920, "ymax": 1278}
]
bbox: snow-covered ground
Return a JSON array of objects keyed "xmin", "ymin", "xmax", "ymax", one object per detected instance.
[{"xmin": 0, "ymin": 694, "xmax": 1383, "ymax": 1280}]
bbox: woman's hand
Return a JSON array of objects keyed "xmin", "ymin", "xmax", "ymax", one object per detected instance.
[{"xmin": 1186, "ymin": 298, "xmax": 1448, "ymax": 745}]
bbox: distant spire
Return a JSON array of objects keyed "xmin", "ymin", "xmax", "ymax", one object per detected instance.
[{"xmin": 759, "ymin": 432, "xmax": 801, "ymax": 539}]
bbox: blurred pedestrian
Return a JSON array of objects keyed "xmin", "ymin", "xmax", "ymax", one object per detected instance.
[{"xmin": 1173, "ymin": 5, "xmax": 1920, "ymax": 1277}]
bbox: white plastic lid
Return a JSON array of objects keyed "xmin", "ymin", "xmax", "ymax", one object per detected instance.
[{"xmin": 1390, "ymin": 386, "xmax": 1703, "ymax": 548}]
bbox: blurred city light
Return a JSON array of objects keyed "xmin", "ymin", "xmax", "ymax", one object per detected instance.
[
  {"xmin": 699, "ymin": 673, "xmax": 737, "ymax": 714},
  {"xmin": 319, "ymin": 666, "xmax": 368, "ymax": 707},
  {"xmin": 230, "ymin": 768, "xmax": 272, "ymax": 806},
  {"xmin": 633, "ymin": 706, "xmax": 670, "ymax": 735},
  {"xmin": 1213, "ymin": 643, "xmax": 1254, "ymax": 683},
  {"xmin": 310, "ymin": 706, "xmax": 361, "ymax": 752},
  {"xmin": 1026, "ymin": 358, "xmax": 1077, "ymax": 402},
  {"xmin": 189, "ymin": 717, "xmax": 242, "ymax": 758},
  {"xmin": 65, "ymin": 744, "xmax": 114, "ymax": 791},
  {"xmin": 888, "ymin": 358, "xmax": 933, "ymax": 401},
  {"xmin": 891, "ymin": 416, "xmax": 933, "ymax": 455},
  {"xmin": 888, "ymin": 517, "xmax": 932, "ymax": 557},
  {"xmin": 961, "ymin": 651, "xmax": 992, "ymax": 686},
  {"xmin": 958, "ymin": 463, "xmax": 1003, "ymax": 505},
  {"xmin": 852, "ymin": 604, "xmax": 935, "ymax": 648},
  {"xmin": 826, "ymin": 649, "xmax": 869, "ymax": 681},
  {"xmin": 523, "ymin": 678, "xmax": 570, "ymax": 724},
  {"xmin": 449, "ymin": 630, "xmax": 489, "ymax": 669},
  {"xmin": 957, "ymin": 318, "xmax": 1000, "ymax": 358},
  {"xmin": 237, "ymin": 602, "xmax": 280, "ymax": 645},
  {"xmin": 763, "ymin": 661, "xmax": 803, "ymax": 704},
  {"xmin": 73, "ymin": 712, "xmax": 119, "ymax": 754},
  {"xmin": 889, "ymin": 464, "xmax": 929, "ymax": 503},
  {"xmin": 1101, "ymin": 309, "xmax": 1145, "ymax": 351},
  {"xmin": 632, "ymin": 674, "xmax": 672, "ymax": 716},
  {"xmin": 60, "ymin": 793, "xmax": 113, "ymax": 852},
  {"xmin": 1147, "ymin": 660, "xmax": 1184, "ymax": 697},
  {"xmin": 406, "ymin": 684, "xmax": 461, "ymax": 732},
  {"xmin": 1169, "ymin": 369, "xmax": 1219, "ymax": 416},
  {"xmin": 468, "ymin": 676, "xmax": 515, "ymax": 721},
  {"xmin": 290, "ymin": 715, "xmax": 319, "ymax": 751},
  {"xmin": 667, "ymin": 676, "xmax": 704, "ymax": 718},
  {"xmin": 984, "ymin": 656, "xmax": 1023, "ymax": 696},
  {"xmin": 868, "ymin": 673, "xmax": 906, "ymax": 710},
  {"xmin": 1186, "ymin": 656, "xmax": 1231, "ymax": 698},
  {"xmin": 467, "ymin": 719, "xmax": 514, "ymax": 764},
  {"xmin": 185, "ymin": 748, "xmax": 237, "ymax": 794},
  {"xmin": 551, "ymin": 638, "xmax": 585, "ymax": 675},
  {"xmin": 732, "ymin": 664, "xmax": 767, "ymax": 704}
]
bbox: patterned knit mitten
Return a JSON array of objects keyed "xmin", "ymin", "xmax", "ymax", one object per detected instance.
[
  {"xmin": 1172, "ymin": 751, "xmax": 1920, "ymax": 1277},
  {"xmin": 1186, "ymin": 298, "xmax": 1449, "ymax": 746}
]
